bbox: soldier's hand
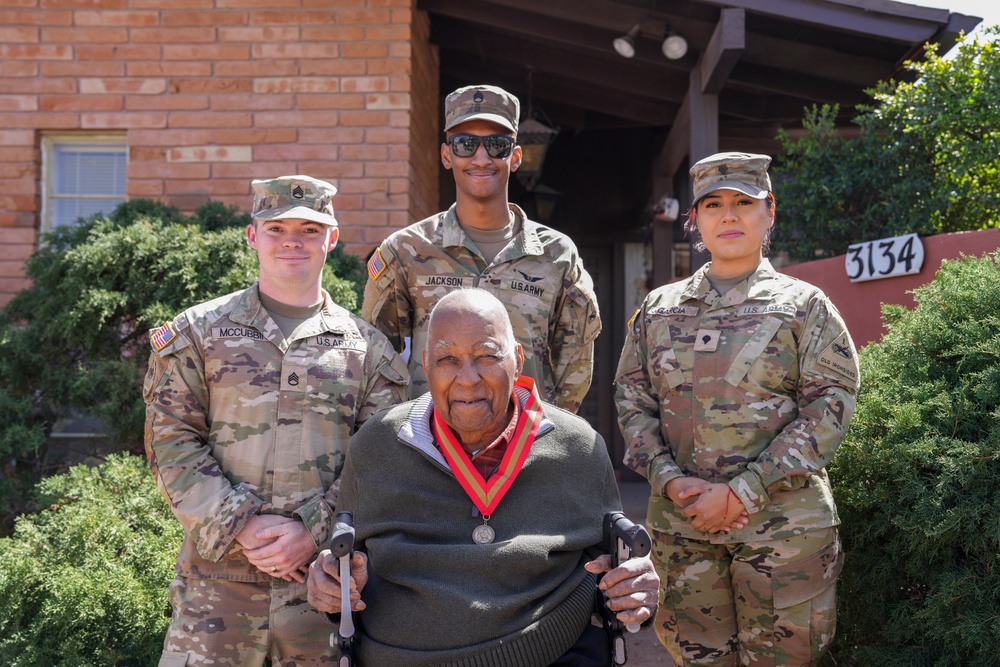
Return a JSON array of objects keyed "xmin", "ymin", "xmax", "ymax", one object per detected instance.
[
  {"xmin": 680, "ymin": 482, "xmax": 734, "ymax": 533},
  {"xmin": 664, "ymin": 476, "xmax": 710, "ymax": 509},
  {"xmin": 307, "ymin": 550, "xmax": 368, "ymax": 613},
  {"xmin": 586, "ymin": 554, "xmax": 659, "ymax": 626},
  {"xmin": 244, "ymin": 520, "xmax": 318, "ymax": 583},
  {"xmin": 236, "ymin": 514, "xmax": 295, "ymax": 551}
]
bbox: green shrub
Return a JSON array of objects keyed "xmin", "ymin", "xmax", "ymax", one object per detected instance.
[
  {"xmin": 0, "ymin": 200, "xmax": 365, "ymax": 531},
  {"xmin": 0, "ymin": 453, "xmax": 182, "ymax": 666},
  {"xmin": 829, "ymin": 253, "xmax": 1000, "ymax": 665}
]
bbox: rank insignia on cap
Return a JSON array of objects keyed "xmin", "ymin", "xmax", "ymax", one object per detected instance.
[
  {"xmin": 367, "ymin": 247, "xmax": 387, "ymax": 281},
  {"xmin": 151, "ymin": 322, "xmax": 177, "ymax": 352}
]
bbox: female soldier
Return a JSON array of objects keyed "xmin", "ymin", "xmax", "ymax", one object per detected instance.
[{"xmin": 614, "ymin": 152, "xmax": 859, "ymax": 666}]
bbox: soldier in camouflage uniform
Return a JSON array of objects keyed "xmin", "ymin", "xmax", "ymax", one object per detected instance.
[
  {"xmin": 143, "ymin": 175, "xmax": 408, "ymax": 667},
  {"xmin": 614, "ymin": 153, "xmax": 859, "ymax": 666},
  {"xmin": 362, "ymin": 84, "xmax": 601, "ymax": 413}
]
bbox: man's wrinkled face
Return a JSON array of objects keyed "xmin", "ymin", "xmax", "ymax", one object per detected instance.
[{"xmin": 423, "ymin": 303, "xmax": 522, "ymax": 448}]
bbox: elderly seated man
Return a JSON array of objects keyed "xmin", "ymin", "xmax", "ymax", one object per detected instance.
[{"xmin": 307, "ymin": 288, "xmax": 658, "ymax": 667}]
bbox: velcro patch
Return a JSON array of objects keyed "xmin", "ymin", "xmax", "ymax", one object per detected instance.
[
  {"xmin": 816, "ymin": 333, "xmax": 858, "ymax": 383},
  {"xmin": 367, "ymin": 247, "xmax": 387, "ymax": 281},
  {"xmin": 151, "ymin": 322, "xmax": 177, "ymax": 351}
]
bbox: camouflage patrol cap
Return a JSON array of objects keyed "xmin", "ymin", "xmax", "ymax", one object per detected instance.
[
  {"xmin": 444, "ymin": 85, "xmax": 520, "ymax": 135},
  {"xmin": 251, "ymin": 175, "xmax": 338, "ymax": 227},
  {"xmin": 690, "ymin": 152, "xmax": 772, "ymax": 205}
]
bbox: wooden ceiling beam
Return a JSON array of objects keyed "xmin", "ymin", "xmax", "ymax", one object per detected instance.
[{"xmin": 700, "ymin": 7, "xmax": 745, "ymax": 94}]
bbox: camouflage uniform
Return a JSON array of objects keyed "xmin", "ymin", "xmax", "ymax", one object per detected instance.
[
  {"xmin": 362, "ymin": 203, "xmax": 601, "ymax": 412},
  {"xmin": 615, "ymin": 260, "xmax": 858, "ymax": 665},
  {"xmin": 144, "ymin": 284, "xmax": 408, "ymax": 666}
]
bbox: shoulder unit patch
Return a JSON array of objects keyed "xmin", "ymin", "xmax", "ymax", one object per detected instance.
[{"xmin": 151, "ymin": 321, "xmax": 177, "ymax": 352}]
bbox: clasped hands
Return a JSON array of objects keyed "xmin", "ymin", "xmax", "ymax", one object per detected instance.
[
  {"xmin": 236, "ymin": 514, "xmax": 318, "ymax": 583},
  {"xmin": 665, "ymin": 477, "xmax": 749, "ymax": 534},
  {"xmin": 307, "ymin": 550, "xmax": 660, "ymax": 628}
]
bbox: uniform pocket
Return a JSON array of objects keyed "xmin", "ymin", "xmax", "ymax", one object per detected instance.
[
  {"xmin": 725, "ymin": 316, "xmax": 796, "ymax": 395},
  {"xmin": 157, "ymin": 651, "xmax": 189, "ymax": 667},
  {"xmin": 772, "ymin": 532, "xmax": 843, "ymax": 609}
]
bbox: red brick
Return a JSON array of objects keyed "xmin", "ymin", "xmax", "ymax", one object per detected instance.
[
  {"xmin": 218, "ymin": 26, "xmax": 299, "ymax": 42},
  {"xmin": 210, "ymin": 162, "xmax": 276, "ymax": 179},
  {"xmin": 130, "ymin": 146, "xmax": 167, "ymax": 161},
  {"xmin": 215, "ymin": 60, "xmax": 297, "ymax": 77},
  {"xmin": 40, "ymin": 0, "xmax": 127, "ymax": 7},
  {"xmin": 391, "ymin": 8, "xmax": 413, "ymax": 23},
  {"xmin": 297, "ymin": 128, "xmax": 364, "ymax": 144},
  {"xmin": 210, "ymin": 95, "xmax": 293, "ymax": 111},
  {"xmin": 127, "ymin": 62, "xmax": 211, "ymax": 77},
  {"xmin": 74, "ymin": 10, "xmax": 159, "ymax": 26},
  {"xmin": 163, "ymin": 44, "xmax": 249, "ymax": 60},
  {"xmin": 82, "ymin": 112, "xmax": 167, "ymax": 129},
  {"xmin": 252, "ymin": 43, "xmax": 339, "ymax": 60},
  {"xmin": 343, "ymin": 43, "xmax": 389, "ymax": 59},
  {"xmin": 303, "ymin": 0, "xmax": 364, "ymax": 6},
  {"xmin": 167, "ymin": 111, "xmax": 251, "ymax": 128},
  {"xmin": 297, "ymin": 95, "xmax": 368, "ymax": 111},
  {"xmin": 300, "ymin": 26, "xmax": 365, "ymax": 42},
  {"xmin": 40, "ymin": 95, "xmax": 122, "ymax": 112},
  {"xmin": 213, "ymin": 128, "xmax": 297, "ymax": 144},
  {"xmin": 389, "ymin": 43, "xmax": 411, "ymax": 58},
  {"xmin": 129, "ymin": 129, "xmax": 212, "ymax": 146},
  {"xmin": 366, "ymin": 93, "xmax": 410, "ymax": 110},
  {"xmin": 130, "ymin": 0, "xmax": 213, "ymax": 8},
  {"xmin": 128, "ymin": 179, "xmax": 164, "ymax": 196},
  {"xmin": 165, "ymin": 178, "xmax": 247, "ymax": 195},
  {"xmin": 364, "ymin": 127, "xmax": 408, "ymax": 144},
  {"xmin": 299, "ymin": 60, "xmax": 367, "ymax": 77},
  {"xmin": 162, "ymin": 11, "xmax": 247, "ymax": 26},
  {"xmin": 341, "ymin": 76, "xmax": 389, "ymax": 93},
  {"xmin": 367, "ymin": 25, "xmax": 410, "ymax": 41},
  {"xmin": 0, "ymin": 27, "xmax": 39, "ymax": 42},
  {"xmin": 131, "ymin": 27, "xmax": 217, "ymax": 43},
  {"xmin": 340, "ymin": 145, "xmax": 389, "ymax": 161},
  {"xmin": 0, "ymin": 194, "xmax": 37, "ymax": 210},
  {"xmin": 253, "ymin": 78, "xmax": 340, "ymax": 95},
  {"xmin": 0, "ymin": 96, "xmax": 37, "ymax": 112},
  {"xmin": 169, "ymin": 79, "xmax": 252, "ymax": 94},
  {"xmin": 337, "ymin": 177, "xmax": 389, "ymax": 194},
  {"xmin": 388, "ymin": 109, "xmax": 412, "ymax": 127},
  {"xmin": 77, "ymin": 44, "xmax": 162, "ymax": 60},
  {"xmin": 43, "ymin": 27, "xmax": 128, "ymax": 43},
  {"xmin": 0, "ymin": 44, "xmax": 72, "ymax": 60},
  {"xmin": 249, "ymin": 10, "xmax": 335, "ymax": 26},
  {"xmin": 80, "ymin": 78, "xmax": 166, "ymax": 94},
  {"xmin": 0, "ymin": 61, "xmax": 39, "ymax": 76},
  {"xmin": 294, "ymin": 161, "xmax": 365, "ymax": 179},
  {"xmin": 0, "ymin": 10, "xmax": 72, "ymax": 25},
  {"xmin": 365, "ymin": 161, "xmax": 409, "ymax": 178},
  {"xmin": 340, "ymin": 111, "xmax": 389, "ymax": 127},
  {"xmin": 168, "ymin": 145, "xmax": 251, "ymax": 163},
  {"xmin": 337, "ymin": 9, "xmax": 391, "ymax": 24},
  {"xmin": 127, "ymin": 95, "xmax": 208, "ymax": 111},
  {"xmin": 0, "ymin": 78, "xmax": 75, "ymax": 94},
  {"xmin": 128, "ymin": 162, "xmax": 210, "ymax": 179},
  {"xmin": 253, "ymin": 144, "xmax": 341, "ymax": 162},
  {"xmin": 368, "ymin": 58, "xmax": 410, "ymax": 75},
  {"xmin": 0, "ymin": 242, "xmax": 34, "ymax": 260},
  {"xmin": 0, "ymin": 130, "xmax": 34, "ymax": 146},
  {"xmin": 1, "ymin": 112, "xmax": 79, "ymax": 128},
  {"xmin": 252, "ymin": 111, "xmax": 335, "ymax": 128},
  {"xmin": 41, "ymin": 61, "xmax": 125, "ymax": 77},
  {"xmin": 220, "ymin": 0, "xmax": 299, "ymax": 6}
]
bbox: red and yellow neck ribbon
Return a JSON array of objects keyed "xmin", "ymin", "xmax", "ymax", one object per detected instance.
[{"xmin": 432, "ymin": 376, "xmax": 543, "ymax": 517}]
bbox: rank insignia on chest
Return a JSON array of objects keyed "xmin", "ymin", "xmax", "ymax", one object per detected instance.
[
  {"xmin": 151, "ymin": 322, "xmax": 177, "ymax": 351},
  {"xmin": 367, "ymin": 247, "xmax": 387, "ymax": 281},
  {"xmin": 693, "ymin": 328, "xmax": 721, "ymax": 352}
]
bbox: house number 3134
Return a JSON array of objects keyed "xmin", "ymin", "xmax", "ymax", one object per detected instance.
[{"xmin": 845, "ymin": 233, "xmax": 925, "ymax": 282}]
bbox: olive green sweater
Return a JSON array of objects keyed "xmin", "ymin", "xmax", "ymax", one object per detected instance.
[{"xmin": 337, "ymin": 388, "xmax": 622, "ymax": 666}]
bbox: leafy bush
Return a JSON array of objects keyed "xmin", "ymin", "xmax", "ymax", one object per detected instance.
[
  {"xmin": 829, "ymin": 253, "xmax": 1000, "ymax": 665},
  {"xmin": 0, "ymin": 200, "xmax": 365, "ymax": 531},
  {"xmin": 773, "ymin": 27, "xmax": 1000, "ymax": 261},
  {"xmin": 0, "ymin": 453, "xmax": 182, "ymax": 666}
]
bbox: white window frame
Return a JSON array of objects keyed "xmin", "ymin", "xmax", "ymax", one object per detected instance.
[{"xmin": 41, "ymin": 133, "xmax": 128, "ymax": 235}]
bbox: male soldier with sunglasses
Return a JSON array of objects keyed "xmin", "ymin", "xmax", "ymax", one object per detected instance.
[{"xmin": 362, "ymin": 84, "xmax": 601, "ymax": 413}]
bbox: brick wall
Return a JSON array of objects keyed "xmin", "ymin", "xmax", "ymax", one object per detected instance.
[{"xmin": 0, "ymin": 0, "xmax": 440, "ymax": 307}]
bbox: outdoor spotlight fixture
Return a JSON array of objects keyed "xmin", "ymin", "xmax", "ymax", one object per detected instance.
[
  {"xmin": 662, "ymin": 32, "xmax": 688, "ymax": 60},
  {"xmin": 613, "ymin": 24, "xmax": 641, "ymax": 58}
]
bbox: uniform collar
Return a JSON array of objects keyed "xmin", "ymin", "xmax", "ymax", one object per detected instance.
[
  {"xmin": 229, "ymin": 283, "xmax": 352, "ymax": 350},
  {"xmin": 680, "ymin": 259, "xmax": 779, "ymax": 307},
  {"xmin": 440, "ymin": 203, "xmax": 545, "ymax": 259}
]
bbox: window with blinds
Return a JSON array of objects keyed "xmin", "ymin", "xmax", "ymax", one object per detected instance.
[{"xmin": 42, "ymin": 135, "xmax": 127, "ymax": 233}]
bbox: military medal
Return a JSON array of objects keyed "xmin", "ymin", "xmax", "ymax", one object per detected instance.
[
  {"xmin": 434, "ymin": 376, "xmax": 543, "ymax": 545},
  {"xmin": 472, "ymin": 518, "xmax": 495, "ymax": 544}
]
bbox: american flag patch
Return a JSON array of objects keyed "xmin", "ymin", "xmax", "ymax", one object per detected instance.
[
  {"xmin": 367, "ymin": 247, "xmax": 387, "ymax": 281},
  {"xmin": 151, "ymin": 322, "xmax": 177, "ymax": 352}
]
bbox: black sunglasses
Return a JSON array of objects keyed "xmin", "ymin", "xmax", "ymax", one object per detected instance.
[{"xmin": 448, "ymin": 134, "xmax": 516, "ymax": 159}]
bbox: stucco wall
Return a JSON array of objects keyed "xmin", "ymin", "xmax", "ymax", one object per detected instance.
[{"xmin": 780, "ymin": 229, "xmax": 1000, "ymax": 348}]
